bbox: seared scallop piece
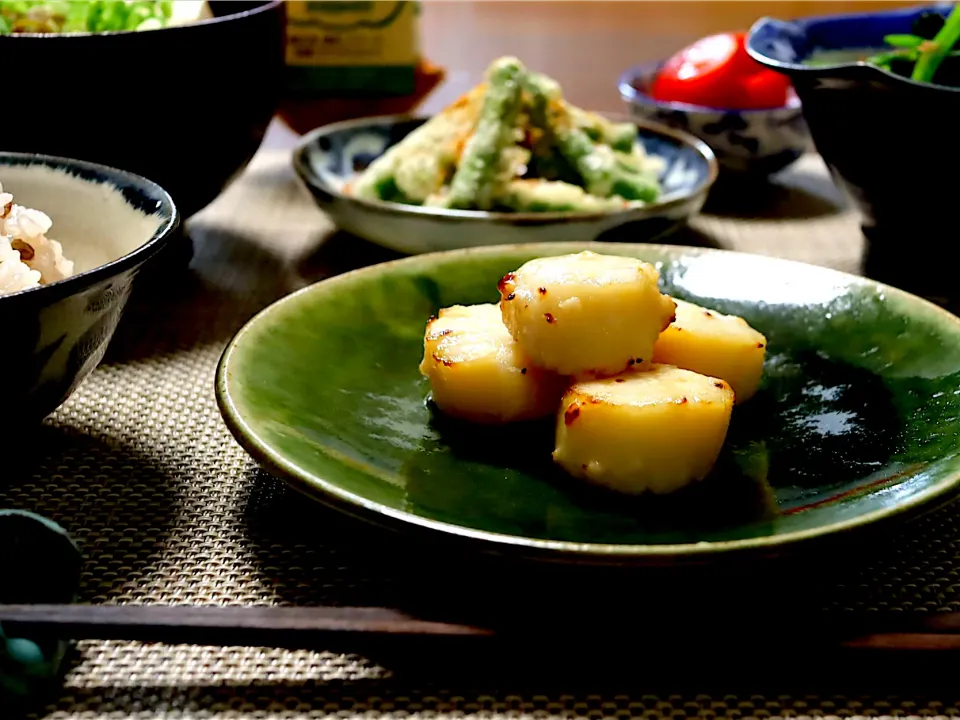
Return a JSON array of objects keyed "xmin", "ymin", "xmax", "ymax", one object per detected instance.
[
  {"xmin": 499, "ymin": 251, "xmax": 676, "ymax": 378},
  {"xmin": 419, "ymin": 304, "xmax": 566, "ymax": 424},
  {"xmin": 553, "ymin": 364, "xmax": 734, "ymax": 495},
  {"xmin": 652, "ymin": 298, "xmax": 767, "ymax": 403}
]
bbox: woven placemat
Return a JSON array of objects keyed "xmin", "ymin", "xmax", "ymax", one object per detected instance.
[{"xmin": 7, "ymin": 147, "xmax": 960, "ymax": 719}]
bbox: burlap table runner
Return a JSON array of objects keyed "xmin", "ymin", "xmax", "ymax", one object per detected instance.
[{"xmin": 8, "ymin": 144, "xmax": 960, "ymax": 719}]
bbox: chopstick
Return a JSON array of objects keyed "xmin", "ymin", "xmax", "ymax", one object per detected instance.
[
  {"xmin": 11, "ymin": 603, "xmax": 960, "ymax": 690},
  {"xmin": 4, "ymin": 604, "xmax": 960, "ymax": 654},
  {"xmin": 0, "ymin": 604, "xmax": 494, "ymax": 650}
]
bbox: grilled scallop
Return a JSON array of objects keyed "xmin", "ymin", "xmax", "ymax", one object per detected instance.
[
  {"xmin": 553, "ymin": 364, "xmax": 734, "ymax": 495},
  {"xmin": 419, "ymin": 304, "xmax": 566, "ymax": 424},
  {"xmin": 653, "ymin": 298, "xmax": 767, "ymax": 403},
  {"xmin": 498, "ymin": 251, "xmax": 677, "ymax": 378}
]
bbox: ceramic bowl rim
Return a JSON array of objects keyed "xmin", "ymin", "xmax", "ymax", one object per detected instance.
[
  {"xmin": 0, "ymin": 151, "xmax": 180, "ymax": 307},
  {"xmin": 216, "ymin": 241, "xmax": 960, "ymax": 564},
  {"xmin": 0, "ymin": 0, "xmax": 283, "ymax": 38},
  {"xmin": 618, "ymin": 60, "xmax": 803, "ymax": 114},
  {"xmin": 746, "ymin": 3, "xmax": 960, "ymax": 94},
  {"xmin": 291, "ymin": 113, "xmax": 719, "ymax": 225}
]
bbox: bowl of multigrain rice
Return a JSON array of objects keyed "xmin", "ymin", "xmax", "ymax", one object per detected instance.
[{"xmin": 0, "ymin": 153, "xmax": 179, "ymax": 426}]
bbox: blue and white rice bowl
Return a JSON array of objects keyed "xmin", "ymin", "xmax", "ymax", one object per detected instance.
[{"xmin": 0, "ymin": 153, "xmax": 178, "ymax": 426}]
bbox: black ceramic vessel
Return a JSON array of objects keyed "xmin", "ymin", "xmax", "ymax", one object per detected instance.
[
  {"xmin": 0, "ymin": 1, "xmax": 285, "ymax": 220},
  {"xmin": 748, "ymin": 3, "xmax": 960, "ymax": 306}
]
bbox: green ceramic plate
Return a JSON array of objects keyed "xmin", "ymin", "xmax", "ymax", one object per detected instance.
[{"xmin": 216, "ymin": 243, "xmax": 960, "ymax": 565}]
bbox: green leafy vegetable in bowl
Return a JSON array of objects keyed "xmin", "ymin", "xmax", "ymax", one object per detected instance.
[
  {"xmin": 0, "ymin": 0, "xmax": 210, "ymax": 34},
  {"xmin": 866, "ymin": 4, "xmax": 960, "ymax": 86}
]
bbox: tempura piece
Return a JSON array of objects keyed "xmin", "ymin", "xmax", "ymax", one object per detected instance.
[
  {"xmin": 444, "ymin": 57, "xmax": 526, "ymax": 210},
  {"xmin": 353, "ymin": 84, "xmax": 486, "ymax": 204}
]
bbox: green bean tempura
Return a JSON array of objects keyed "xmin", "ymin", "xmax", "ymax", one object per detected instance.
[{"xmin": 349, "ymin": 56, "xmax": 666, "ymax": 214}]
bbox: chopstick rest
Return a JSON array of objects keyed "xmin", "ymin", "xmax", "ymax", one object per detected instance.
[{"xmin": 0, "ymin": 510, "xmax": 80, "ymax": 710}]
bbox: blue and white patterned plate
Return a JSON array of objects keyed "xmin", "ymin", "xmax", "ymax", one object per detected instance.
[{"xmin": 293, "ymin": 114, "xmax": 718, "ymax": 255}]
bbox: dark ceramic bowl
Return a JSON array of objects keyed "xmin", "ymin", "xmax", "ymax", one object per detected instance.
[
  {"xmin": 293, "ymin": 114, "xmax": 718, "ymax": 255},
  {"xmin": 0, "ymin": 153, "xmax": 179, "ymax": 426},
  {"xmin": 0, "ymin": 1, "xmax": 284, "ymax": 219},
  {"xmin": 618, "ymin": 61, "xmax": 811, "ymax": 176},
  {"xmin": 747, "ymin": 3, "xmax": 959, "ymax": 304}
]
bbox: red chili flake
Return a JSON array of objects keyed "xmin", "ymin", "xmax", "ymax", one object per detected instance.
[
  {"xmin": 564, "ymin": 404, "xmax": 581, "ymax": 426},
  {"xmin": 497, "ymin": 272, "xmax": 517, "ymax": 293},
  {"xmin": 714, "ymin": 382, "xmax": 725, "ymax": 389},
  {"xmin": 544, "ymin": 313, "xmax": 555, "ymax": 324},
  {"xmin": 703, "ymin": 311, "xmax": 714, "ymax": 318},
  {"xmin": 538, "ymin": 287, "xmax": 547, "ymax": 295},
  {"xmin": 676, "ymin": 396, "xmax": 688, "ymax": 404},
  {"xmin": 506, "ymin": 293, "xmax": 516, "ymax": 301},
  {"xmin": 757, "ymin": 343, "xmax": 765, "ymax": 349},
  {"xmin": 520, "ymin": 367, "xmax": 528, "ymax": 375},
  {"xmin": 615, "ymin": 378, "xmax": 625, "ymax": 383}
]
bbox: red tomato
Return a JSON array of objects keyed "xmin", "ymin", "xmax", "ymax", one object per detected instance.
[
  {"xmin": 650, "ymin": 31, "xmax": 792, "ymax": 110},
  {"xmin": 737, "ymin": 71, "xmax": 793, "ymax": 109}
]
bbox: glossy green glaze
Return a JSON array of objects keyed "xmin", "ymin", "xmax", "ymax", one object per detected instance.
[{"xmin": 217, "ymin": 243, "xmax": 960, "ymax": 564}]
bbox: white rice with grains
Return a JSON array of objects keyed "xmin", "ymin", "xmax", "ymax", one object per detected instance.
[{"xmin": 0, "ymin": 181, "xmax": 74, "ymax": 296}]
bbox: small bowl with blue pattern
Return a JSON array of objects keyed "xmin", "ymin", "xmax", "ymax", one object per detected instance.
[
  {"xmin": 0, "ymin": 153, "xmax": 179, "ymax": 428},
  {"xmin": 618, "ymin": 61, "xmax": 812, "ymax": 177},
  {"xmin": 293, "ymin": 113, "xmax": 718, "ymax": 256}
]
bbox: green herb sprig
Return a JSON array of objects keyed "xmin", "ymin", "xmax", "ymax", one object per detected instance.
[
  {"xmin": 912, "ymin": 3, "xmax": 960, "ymax": 82},
  {"xmin": 867, "ymin": 3, "xmax": 960, "ymax": 85}
]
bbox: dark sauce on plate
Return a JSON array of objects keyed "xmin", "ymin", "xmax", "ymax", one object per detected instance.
[{"xmin": 732, "ymin": 351, "xmax": 900, "ymax": 497}]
